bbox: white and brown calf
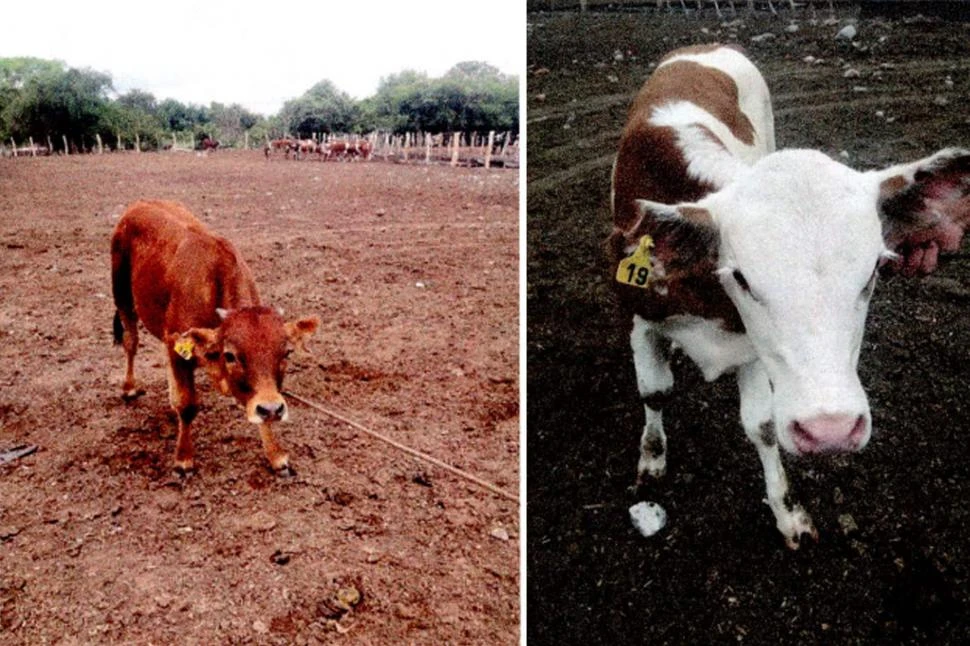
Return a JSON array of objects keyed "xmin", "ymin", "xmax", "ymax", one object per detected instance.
[{"xmin": 610, "ymin": 44, "xmax": 970, "ymax": 549}]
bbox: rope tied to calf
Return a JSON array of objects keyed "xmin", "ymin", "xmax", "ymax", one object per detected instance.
[{"xmin": 283, "ymin": 390, "xmax": 519, "ymax": 503}]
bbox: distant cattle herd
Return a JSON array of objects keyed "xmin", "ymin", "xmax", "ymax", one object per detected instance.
[
  {"xmin": 264, "ymin": 137, "xmax": 374, "ymax": 161},
  {"xmin": 1, "ymin": 130, "xmax": 520, "ymax": 168}
]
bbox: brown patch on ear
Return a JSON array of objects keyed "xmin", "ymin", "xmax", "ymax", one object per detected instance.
[
  {"xmin": 617, "ymin": 201, "xmax": 719, "ymax": 275},
  {"xmin": 285, "ymin": 316, "xmax": 320, "ymax": 354},
  {"xmin": 879, "ymin": 152, "xmax": 970, "ymax": 250},
  {"xmin": 677, "ymin": 205, "xmax": 715, "ymax": 228},
  {"xmin": 879, "ymin": 174, "xmax": 908, "ymax": 198}
]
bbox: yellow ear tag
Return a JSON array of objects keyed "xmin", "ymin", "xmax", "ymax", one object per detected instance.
[
  {"xmin": 174, "ymin": 338, "xmax": 195, "ymax": 360},
  {"xmin": 616, "ymin": 235, "xmax": 654, "ymax": 288}
]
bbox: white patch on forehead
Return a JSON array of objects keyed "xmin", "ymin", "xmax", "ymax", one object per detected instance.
[{"xmin": 714, "ymin": 150, "xmax": 887, "ymax": 284}]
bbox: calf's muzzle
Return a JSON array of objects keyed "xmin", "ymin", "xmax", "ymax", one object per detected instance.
[{"xmin": 789, "ymin": 414, "xmax": 867, "ymax": 454}]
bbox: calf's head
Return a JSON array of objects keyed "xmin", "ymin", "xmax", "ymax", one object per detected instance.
[
  {"xmin": 629, "ymin": 148, "xmax": 970, "ymax": 455},
  {"xmin": 175, "ymin": 307, "xmax": 319, "ymax": 423}
]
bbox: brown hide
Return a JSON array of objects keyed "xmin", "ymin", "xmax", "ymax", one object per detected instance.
[
  {"xmin": 610, "ymin": 48, "xmax": 748, "ymax": 333},
  {"xmin": 111, "ymin": 200, "xmax": 259, "ymax": 339}
]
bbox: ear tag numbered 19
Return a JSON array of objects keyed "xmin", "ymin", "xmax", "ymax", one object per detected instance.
[
  {"xmin": 616, "ymin": 235, "xmax": 654, "ymax": 288},
  {"xmin": 174, "ymin": 337, "xmax": 195, "ymax": 360}
]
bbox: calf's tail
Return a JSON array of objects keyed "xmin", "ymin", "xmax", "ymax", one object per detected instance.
[{"xmin": 110, "ymin": 234, "xmax": 134, "ymax": 345}]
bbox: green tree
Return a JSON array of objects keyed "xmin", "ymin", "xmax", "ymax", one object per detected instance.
[
  {"xmin": 2, "ymin": 65, "xmax": 115, "ymax": 149},
  {"xmin": 157, "ymin": 98, "xmax": 210, "ymax": 132},
  {"xmin": 279, "ymin": 80, "xmax": 358, "ymax": 137},
  {"xmin": 117, "ymin": 89, "xmax": 158, "ymax": 116}
]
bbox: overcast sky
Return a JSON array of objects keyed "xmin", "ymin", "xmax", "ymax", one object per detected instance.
[{"xmin": 3, "ymin": 0, "xmax": 523, "ymax": 116}]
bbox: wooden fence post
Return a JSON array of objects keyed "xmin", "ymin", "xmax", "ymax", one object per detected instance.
[
  {"xmin": 10, "ymin": 138, "xmax": 17, "ymax": 157},
  {"xmin": 62, "ymin": 135, "xmax": 69, "ymax": 155},
  {"xmin": 135, "ymin": 133, "xmax": 141, "ymax": 153},
  {"xmin": 484, "ymin": 131, "xmax": 495, "ymax": 169},
  {"xmin": 425, "ymin": 131, "xmax": 432, "ymax": 164},
  {"xmin": 450, "ymin": 131, "xmax": 460, "ymax": 167},
  {"xmin": 403, "ymin": 132, "xmax": 410, "ymax": 162},
  {"xmin": 46, "ymin": 135, "xmax": 54, "ymax": 155},
  {"xmin": 29, "ymin": 136, "xmax": 36, "ymax": 157},
  {"xmin": 244, "ymin": 131, "xmax": 249, "ymax": 150},
  {"xmin": 96, "ymin": 133, "xmax": 103, "ymax": 154}
]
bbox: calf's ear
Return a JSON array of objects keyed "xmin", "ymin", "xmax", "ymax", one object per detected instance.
[
  {"xmin": 169, "ymin": 328, "xmax": 220, "ymax": 362},
  {"xmin": 285, "ymin": 316, "xmax": 320, "ymax": 354},
  {"xmin": 617, "ymin": 199, "xmax": 719, "ymax": 270},
  {"xmin": 875, "ymin": 147, "xmax": 970, "ymax": 274}
]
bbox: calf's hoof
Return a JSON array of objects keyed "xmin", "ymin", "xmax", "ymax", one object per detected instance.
[
  {"xmin": 636, "ymin": 456, "xmax": 667, "ymax": 483},
  {"xmin": 269, "ymin": 454, "xmax": 293, "ymax": 477},
  {"xmin": 122, "ymin": 388, "xmax": 146, "ymax": 402},
  {"xmin": 780, "ymin": 505, "xmax": 819, "ymax": 550},
  {"xmin": 173, "ymin": 460, "xmax": 195, "ymax": 477}
]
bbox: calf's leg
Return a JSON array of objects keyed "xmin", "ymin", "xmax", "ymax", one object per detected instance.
[
  {"xmin": 631, "ymin": 315, "xmax": 674, "ymax": 482},
  {"xmin": 737, "ymin": 361, "xmax": 817, "ymax": 549},
  {"xmin": 114, "ymin": 310, "xmax": 144, "ymax": 400},
  {"xmin": 258, "ymin": 423, "xmax": 291, "ymax": 474},
  {"xmin": 167, "ymin": 353, "xmax": 199, "ymax": 473}
]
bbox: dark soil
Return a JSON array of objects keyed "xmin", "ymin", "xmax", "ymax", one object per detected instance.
[
  {"xmin": 0, "ymin": 152, "xmax": 518, "ymax": 643},
  {"xmin": 527, "ymin": 8, "xmax": 970, "ymax": 645}
]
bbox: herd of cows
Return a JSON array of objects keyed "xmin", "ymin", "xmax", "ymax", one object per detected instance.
[{"xmin": 264, "ymin": 137, "xmax": 374, "ymax": 161}]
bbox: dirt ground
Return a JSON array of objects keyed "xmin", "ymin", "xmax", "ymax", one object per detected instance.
[
  {"xmin": 528, "ymin": 8, "xmax": 970, "ymax": 645},
  {"xmin": 0, "ymin": 152, "xmax": 518, "ymax": 643}
]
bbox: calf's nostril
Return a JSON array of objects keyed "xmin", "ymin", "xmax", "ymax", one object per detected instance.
[
  {"xmin": 256, "ymin": 402, "xmax": 285, "ymax": 421},
  {"xmin": 848, "ymin": 415, "xmax": 866, "ymax": 444}
]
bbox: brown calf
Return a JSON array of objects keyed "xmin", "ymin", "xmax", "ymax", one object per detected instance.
[{"xmin": 111, "ymin": 200, "xmax": 318, "ymax": 474}]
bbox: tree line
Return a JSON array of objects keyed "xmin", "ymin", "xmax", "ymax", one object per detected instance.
[{"xmin": 0, "ymin": 57, "xmax": 518, "ymax": 152}]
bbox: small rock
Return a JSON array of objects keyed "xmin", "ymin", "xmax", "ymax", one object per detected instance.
[
  {"xmin": 934, "ymin": 96, "xmax": 949, "ymax": 106},
  {"xmin": 839, "ymin": 513, "xmax": 859, "ymax": 535},
  {"xmin": 270, "ymin": 549, "xmax": 291, "ymax": 565},
  {"xmin": 751, "ymin": 32, "xmax": 776, "ymax": 43},
  {"xmin": 852, "ymin": 86, "xmax": 870, "ymax": 93},
  {"xmin": 375, "ymin": 208, "xmax": 385, "ymax": 217},
  {"xmin": 785, "ymin": 23, "xmax": 799, "ymax": 33},
  {"xmin": 612, "ymin": 49, "xmax": 624, "ymax": 62},
  {"xmin": 875, "ymin": 110, "xmax": 885, "ymax": 119},
  {"xmin": 629, "ymin": 501, "xmax": 667, "ymax": 537},
  {"xmin": 843, "ymin": 68, "xmax": 861, "ymax": 79},
  {"xmin": 836, "ymin": 24, "xmax": 857, "ymax": 40},
  {"xmin": 490, "ymin": 527, "xmax": 510, "ymax": 541},
  {"xmin": 803, "ymin": 55, "xmax": 816, "ymax": 64},
  {"xmin": 253, "ymin": 620, "xmax": 269, "ymax": 634},
  {"xmin": 245, "ymin": 511, "xmax": 277, "ymax": 532}
]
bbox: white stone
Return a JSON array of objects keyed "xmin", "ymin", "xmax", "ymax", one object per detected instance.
[{"xmin": 629, "ymin": 502, "xmax": 667, "ymax": 537}]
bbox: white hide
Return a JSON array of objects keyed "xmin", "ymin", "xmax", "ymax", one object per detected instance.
[{"xmin": 692, "ymin": 150, "xmax": 890, "ymax": 454}]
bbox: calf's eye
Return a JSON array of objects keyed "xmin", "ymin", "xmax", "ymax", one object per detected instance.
[
  {"xmin": 224, "ymin": 351, "xmax": 237, "ymax": 365},
  {"xmin": 732, "ymin": 269, "xmax": 750, "ymax": 293}
]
